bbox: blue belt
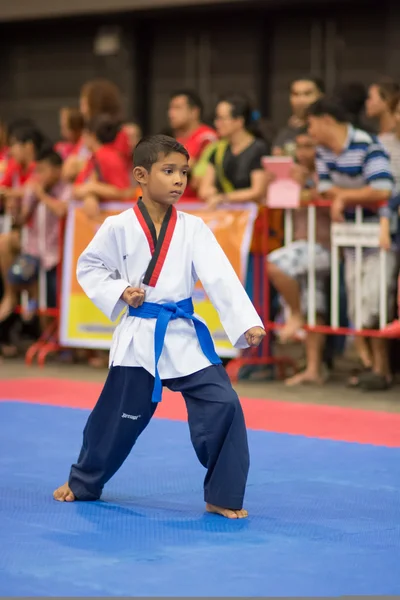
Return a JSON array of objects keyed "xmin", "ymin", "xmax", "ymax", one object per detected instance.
[{"xmin": 128, "ymin": 298, "xmax": 221, "ymax": 403}]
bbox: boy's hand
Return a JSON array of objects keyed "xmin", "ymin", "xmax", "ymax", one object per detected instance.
[
  {"xmin": 330, "ymin": 196, "xmax": 345, "ymax": 222},
  {"xmin": 121, "ymin": 286, "xmax": 145, "ymax": 308},
  {"xmin": 206, "ymin": 194, "xmax": 224, "ymax": 210},
  {"xmin": 245, "ymin": 326, "xmax": 266, "ymax": 347},
  {"xmin": 289, "ymin": 164, "xmax": 308, "ymax": 186}
]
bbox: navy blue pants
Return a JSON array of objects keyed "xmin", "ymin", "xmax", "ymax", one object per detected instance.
[{"xmin": 69, "ymin": 364, "xmax": 249, "ymax": 509}]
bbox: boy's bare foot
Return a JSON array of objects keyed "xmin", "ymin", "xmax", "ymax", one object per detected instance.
[
  {"xmin": 285, "ymin": 369, "xmax": 325, "ymax": 387},
  {"xmin": 206, "ymin": 503, "xmax": 248, "ymax": 519},
  {"xmin": 53, "ymin": 482, "xmax": 75, "ymax": 502},
  {"xmin": 279, "ymin": 314, "xmax": 304, "ymax": 343}
]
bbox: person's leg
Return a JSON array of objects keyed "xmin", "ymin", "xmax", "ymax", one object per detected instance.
[
  {"xmin": 363, "ymin": 251, "xmax": 398, "ymax": 387},
  {"xmin": 54, "ymin": 366, "xmax": 157, "ymax": 502},
  {"xmin": 0, "ymin": 230, "xmax": 21, "ymax": 321},
  {"xmin": 166, "ymin": 364, "xmax": 249, "ymax": 519},
  {"xmin": 267, "ymin": 242, "xmax": 307, "ymax": 341},
  {"xmin": 285, "ymin": 277, "xmax": 327, "ymax": 386},
  {"xmin": 344, "ymin": 254, "xmax": 373, "ymax": 386}
]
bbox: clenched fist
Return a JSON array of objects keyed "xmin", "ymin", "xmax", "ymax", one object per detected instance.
[
  {"xmin": 245, "ymin": 326, "xmax": 266, "ymax": 347},
  {"xmin": 121, "ymin": 286, "xmax": 145, "ymax": 308}
]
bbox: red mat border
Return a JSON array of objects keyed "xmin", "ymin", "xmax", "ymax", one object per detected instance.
[{"xmin": 1, "ymin": 378, "xmax": 400, "ymax": 447}]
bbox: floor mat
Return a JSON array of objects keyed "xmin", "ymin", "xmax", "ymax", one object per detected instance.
[
  {"xmin": 2, "ymin": 378, "xmax": 400, "ymax": 446},
  {"xmin": 1, "ymin": 401, "xmax": 399, "ymax": 596}
]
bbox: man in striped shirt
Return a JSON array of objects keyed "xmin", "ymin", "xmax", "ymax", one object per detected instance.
[{"xmin": 308, "ymin": 97, "xmax": 396, "ymax": 391}]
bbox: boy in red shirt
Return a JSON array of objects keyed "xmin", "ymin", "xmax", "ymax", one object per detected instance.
[
  {"xmin": 74, "ymin": 115, "xmax": 134, "ymax": 222},
  {"xmin": 168, "ymin": 90, "xmax": 217, "ymax": 201},
  {"xmin": 0, "ymin": 126, "xmax": 43, "ymax": 218}
]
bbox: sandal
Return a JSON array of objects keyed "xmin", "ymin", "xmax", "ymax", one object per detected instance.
[
  {"xmin": 347, "ymin": 366, "xmax": 372, "ymax": 388},
  {"xmin": 359, "ymin": 371, "xmax": 392, "ymax": 392}
]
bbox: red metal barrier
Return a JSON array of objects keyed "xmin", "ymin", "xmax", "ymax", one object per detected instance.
[
  {"xmin": 226, "ymin": 197, "xmax": 399, "ymax": 382},
  {"xmin": 225, "ymin": 205, "xmax": 296, "ymax": 382},
  {"xmin": 23, "ymin": 219, "xmax": 65, "ymax": 366}
]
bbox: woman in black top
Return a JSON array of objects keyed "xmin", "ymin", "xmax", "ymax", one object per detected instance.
[
  {"xmin": 199, "ymin": 95, "xmax": 282, "ymax": 380},
  {"xmin": 199, "ymin": 94, "xmax": 268, "ymax": 208}
]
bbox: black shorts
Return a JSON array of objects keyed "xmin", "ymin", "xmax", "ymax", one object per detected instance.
[{"xmin": 46, "ymin": 267, "xmax": 58, "ymax": 309}]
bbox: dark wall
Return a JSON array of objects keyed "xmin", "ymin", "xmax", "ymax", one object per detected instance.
[
  {"xmin": 0, "ymin": 0, "xmax": 244, "ymax": 22},
  {"xmin": 0, "ymin": 18, "xmax": 136, "ymax": 140},
  {"xmin": 0, "ymin": 0, "xmax": 396, "ymax": 141}
]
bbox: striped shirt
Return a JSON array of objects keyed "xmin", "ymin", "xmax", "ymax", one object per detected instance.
[
  {"xmin": 316, "ymin": 125, "xmax": 394, "ymax": 222},
  {"xmin": 379, "ymin": 133, "xmax": 400, "ymax": 242},
  {"xmin": 380, "ymin": 132, "xmax": 400, "ymax": 193}
]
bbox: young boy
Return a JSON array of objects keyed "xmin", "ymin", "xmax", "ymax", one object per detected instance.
[
  {"xmin": 1, "ymin": 148, "xmax": 70, "ymax": 323},
  {"xmin": 0, "ymin": 125, "xmax": 43, "ymax": 205},
  {"xmin": 54, "ymin": 134, "xmax": 265, "ymax": 519},
  {"xmin": 73, "ymin": 114, "xmax": 134, "ymax": 221}
]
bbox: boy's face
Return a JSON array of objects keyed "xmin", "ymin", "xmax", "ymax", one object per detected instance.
[
  {"xmin": 80, "ymin": 94, "xmax": 90, "ymax": 119},
  {"xmin": 35, "ymin": 161, "xmax": 60, "ymax": 190},
  {"xmin": 295, "ymin": 133, "xmax": 315, "ymax": 168},
  {"xmin": 60, "ymin": 109, "xmax": 72, "ymax": 141},
  {"xmin": 134, "ymin": 152, "xmax": 189, "ymax": 205},
  {"xmin": 82, "ymin": 129, "xmax": 97, "ymax": 152},
  {"xmin": 365, "ymin": 85, "xmax": 386, "ymax": 119},
  {"xmin": 124, "ymin": 123, "xmax": 141, "ymax": 151},
  {"xmin": 10, "ymin": 138, "xmax": 29, "ymax": 164},
  {"xmin": 307, "ymin": 115, "xmax": 330, "ymax": 145}
]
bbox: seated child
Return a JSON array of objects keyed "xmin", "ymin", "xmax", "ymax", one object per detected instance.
[
  {"xmin": 73, "ymin": 114, "xmax": 135, "ymax": 221},
  {"xmin": 4, "ymin": 148, "xmax": 70, "ymax": 324}
]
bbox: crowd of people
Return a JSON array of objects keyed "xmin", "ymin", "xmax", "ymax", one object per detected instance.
[{"xmin": 0, "ymin": 75, "xmax": 399, "ymax": 391}]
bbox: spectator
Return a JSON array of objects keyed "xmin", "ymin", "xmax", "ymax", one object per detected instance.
[
  {"xmin": 0, "ymin": 125, "xmax": 45, "ymax": 206},
  {"xmin": 0, "ymin": 119, "xmax": 9, "ymax": 177},
  {"xmin": 63, "ymin": 79, "xmax": 131, "ymax": 182},
  {"xmin": 123, "ymin": 121, "xmax": 142, "ymax": 154},
  {"xmin": 267, "ymin": 129, "xmax": 331, "ymax": 384},
  {"xmin": 199, "ymin": 93, "xmax": 268, "ymax": 208},
  {"xmin": 0, "ymin": 149, "xmax": 70, "ymax": 329},
  {"xmin": 334, "ymin": 82, "xmax": 369, "ymax": 130},
  {"xmin": 73, "ymin": 114, "xmax": 134, "ymax": 222},
  {"xmin": 168, "ymin": 90, "xmax": 217, "ymax": 201},
  {"xmin": 365, "ymin": 78, "xmax": 400, "ymax": 135},
  {"xmin": 272, "ymin": 76, "xmax": 324, "ymax": 156},
  {"xmin": 378, "ymin": 93, "xmax": 400, "ymax": 337},
  {"xmin": 308, "ymin": 96, "xmax": 396, "ymax": 391},
  {"xmin": 56, "ymin": 107, "xmax": 84, "ymax": 160}
]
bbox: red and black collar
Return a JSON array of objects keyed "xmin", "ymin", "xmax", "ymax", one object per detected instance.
[{"xmin": 133, "ymin": 198, "xmax": 177, "ymax": 287}]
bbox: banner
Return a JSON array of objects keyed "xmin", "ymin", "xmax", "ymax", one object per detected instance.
[{"xmin": 60, "ymin": 202, "xmax": 257, "ymax": 357}]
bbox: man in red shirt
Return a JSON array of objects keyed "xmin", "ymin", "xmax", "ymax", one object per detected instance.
[{"xmin": 168, "ymin": 90, "xmax": 217, "ymax": 202}]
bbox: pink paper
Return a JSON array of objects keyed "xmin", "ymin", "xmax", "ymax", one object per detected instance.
[{"xmin": 263, "ymin": 156, "xmax": 301, "ymax": 208}]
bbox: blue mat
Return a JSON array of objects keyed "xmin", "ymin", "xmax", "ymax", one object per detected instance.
[{"xmin": 0, "ymin": 401, "xmax": 399, "ymax": 596}]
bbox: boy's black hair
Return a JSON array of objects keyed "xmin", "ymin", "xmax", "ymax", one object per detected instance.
[
  {"xmin": 133, "ymin": 134, "xmax": 189, "ymax": 172},
  {"xmin": 36, "ymin": 147, "xmax": 63, "ymax": 167},
  {"xmin": 8, "ymin": 118, "xmax": 36, "ymax": 135},
  {"xmin": 170, "ymin": 90, "xmax": 203, "ymax": 116},
  {"xmin": 307, "ymin": 97, "xmax": 349, "ymax": 123},
  {"xmin": 291, "ymin": 75, "xmax": 325, "ymax": 95},
  {"xmin": 294, "ymin": 126, "xmax": 311, "ymax": 137},
  {"xmin": 11, "ymin": 125, "xmax": 47, "ymax": 155},
  {"xmin": 85, "ymin": 114, "xmax": 121, "ymax": 145}
]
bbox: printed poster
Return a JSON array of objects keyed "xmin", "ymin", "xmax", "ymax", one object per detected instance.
[{"xmin": 60, "ymin": 202, "xmax": 257, "ymax": 357}]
